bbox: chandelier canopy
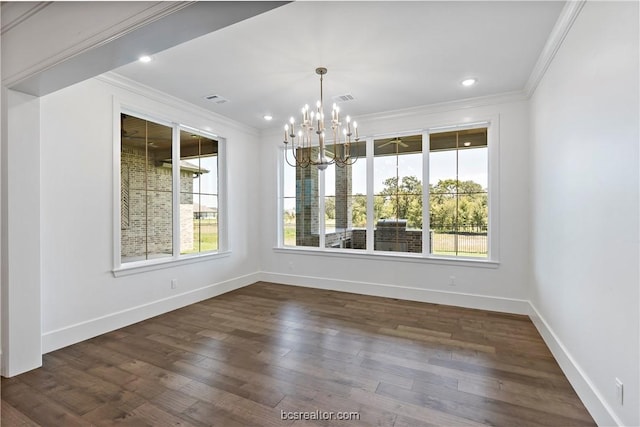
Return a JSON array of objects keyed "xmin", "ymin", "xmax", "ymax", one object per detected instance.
[{"xmin": 283, "ymin": 67, "xmax": 360, "ymax": 170}]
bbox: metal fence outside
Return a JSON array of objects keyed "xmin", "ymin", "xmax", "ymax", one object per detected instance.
[{"xmin": 430, "ymin": 231, "xmax": 487, "ymax": 255}]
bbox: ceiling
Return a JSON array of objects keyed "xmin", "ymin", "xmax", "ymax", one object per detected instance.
[{"xmin": 113, "ymin": 1, "xmax": 565, "ymax": 131}]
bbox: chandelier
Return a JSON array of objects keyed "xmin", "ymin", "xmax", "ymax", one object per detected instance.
[{"xmin": 283, "ymin": 67, "xmax": 360, "ymax": 170}]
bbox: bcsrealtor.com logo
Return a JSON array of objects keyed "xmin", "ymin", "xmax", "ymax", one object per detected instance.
[{"xmin": 280, "ymin": 410, "xmax": 361, "ymax": 421}]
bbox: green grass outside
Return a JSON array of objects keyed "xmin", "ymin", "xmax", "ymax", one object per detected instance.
[
  {"xmin": 182, "ymin": 219, "xmax": 218, "ymax": 254},
  {"xmin": 284, "ymin": 223, "xmax": 296, "ymax": 246}
]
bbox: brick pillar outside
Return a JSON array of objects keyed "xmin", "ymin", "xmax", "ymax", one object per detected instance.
[
  {"xmin": 335, "ymin": 162, "xmax": 352, "ymax": 232},
  {"xmin": 296, "ymin": 149, "xmax": 319, "ymax": 246}
]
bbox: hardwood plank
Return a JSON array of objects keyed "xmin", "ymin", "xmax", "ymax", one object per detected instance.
[
  {"xmin": 1, "ymin": 400, "xmax": 40, "ymax": 426},
  {"xmin": 428, "ymin": 357, "xmax": 574, "ymax": 391},
  {"xmin": 80, "ymin": 390, "xmax": 148, "ymax": 425},
  {"xmin": 1, "ymin": 381, "xmax": 92, "ymax": 426},
  {"xmin": 179, "ymin": 380, "xmax": 290, "ymax": 427},
  {"xmin": 457, "ymin": 377, "xmax": 595, "ymax": 423},
  {"xmin": 377, "ymin": 381, "xmax": 543, "ymax": 427},
  {"xmin": 410, "ymin": 379, "xmax": 593, "ymax": 426},
  {"xmin": 282, "ymin": 349, "xmax": 414, "ymax": 389},
  {"xmin": 347, "ymin": 387, "xmax": 487, "ymax": 427},
  {"xmin": 2, "ymin": 282, "xmax": 596, "ymax": 426}
]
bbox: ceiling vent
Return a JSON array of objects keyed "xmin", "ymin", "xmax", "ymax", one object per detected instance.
[
  {"xmin": 332, "ymin": 93, "xmax": 355, "ymax": 103},
  {"xmin": 204, "ymin": 94, "xmax": 229, "ymax": 104}
]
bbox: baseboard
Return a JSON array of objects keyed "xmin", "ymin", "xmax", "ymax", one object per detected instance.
[
  {"xmin": 41, "ymin": 272, "xmax": 260, "ymax": 354},
  {"xmin": 258, "ymin": 272, "xmax": 530, "ymax": 315},
  {"xmin": 528, "ymin": 303, "xmax": 621, "ymax": 427}
]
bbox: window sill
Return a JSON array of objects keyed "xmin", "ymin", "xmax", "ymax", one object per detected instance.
[
  {"xmin": 272, "ymin": 247, "xmax": 499, "ymax": 268},
  {"xmin": 113, "ymin": 251, "xmax": 231, "ymax": 277}
]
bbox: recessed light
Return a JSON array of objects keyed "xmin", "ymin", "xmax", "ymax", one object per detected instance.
[
  {"xmin": 263, "ymin": 115, "xmax": 273, "ymax": 121},
  {"xmin": 138, "ymin": 55, "xmax": 152, "ymax": 63},
  {"xmin": 461, "ymin": 78, "xmax": 477, "ymax": 87},
  {"xmin": 463, "ymin": 141, "xmax": 472, "ymax": 147}
]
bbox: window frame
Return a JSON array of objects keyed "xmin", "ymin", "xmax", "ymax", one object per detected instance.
[
  {"xmin": 113, "ymin": 105, "xmax": 228, "ymax": 277},
  {"xmin": 276, "ymin": 117, "xmax": 499, "ymax": 266}
]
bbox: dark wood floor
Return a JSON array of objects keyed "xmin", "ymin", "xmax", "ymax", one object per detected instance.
[{"xmin": 2, "ymin": 282, "xmax": 595, "ymax": 426}]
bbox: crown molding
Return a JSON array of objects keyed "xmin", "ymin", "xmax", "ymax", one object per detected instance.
[
  {"xmin": 260, "ymin": 89, "xmax": 526, "ymax": 137},
  {"xmin": 357, "ymin": 90, "xmax": 527, "ymax": 124},
  {"xmin": 97, "ymin": 72, "xmax": 259, "ymax": 137},
  {"xmin": 524, "ymin": 0, "xmax": 586, "ymax": 98},
  {"xmin": 0, "ymin": 2, "xmax": 51, "ymax": 36}
]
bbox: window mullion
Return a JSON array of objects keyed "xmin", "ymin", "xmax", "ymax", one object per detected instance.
[
  {"xmin": 277, "ymin": 147, "xmax": 285, "ymax": 247},
  {"xmin": 319, "ymin": 169, "xmax": 326, "ymax": 248},
  {"xmin": 172, "ymin": 125, "xmax": 180, "ymax": 258},
  {"xmin": 422, "ymin": 132, "xmax": 430, "ymax": 256},
  {"xmin": 365, "ymin": 137, "xmax": 374, "ymax": 252},
  {"xmin": 217, "ymin": 138, "xmax": 227, "ymax": 252}
]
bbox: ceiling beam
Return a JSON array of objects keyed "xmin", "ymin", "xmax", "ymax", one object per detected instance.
[{"xmin": 2, "ymin": 1, "xmax": 289, "ymax": 96}]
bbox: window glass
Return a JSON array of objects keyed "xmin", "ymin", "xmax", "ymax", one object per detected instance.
[
  {"xmin": 373, "ymin": 135, "xmax": 422, "ymax": 253},
  {"xmin": 120, "ymin": 114, "xmax": 173, "ymax": 263},
  {"xmin": 429, "ymin": 128, "xmax": 488, "ymax": 257},
  {"xmin": 324, "ymin": 141, "xmax": 366, "ymax": 249},
  {"xmin": 179, "ymin": 130, "xmax": 218, "ymax": 254},
  {"xmin": 282, "ymin": 147, "xmax": 320, "ymax": 247}
]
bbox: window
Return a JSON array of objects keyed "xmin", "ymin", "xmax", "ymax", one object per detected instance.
[
  {"xmin": 324, "ymin": 142, "xmax": 366, "ymax": 249},
  {"xmin": 120, "ymin": 114, "xmax": 174, "ymax": 262},
  {"xmin": 373, "ymin": 135, "xmax": 423, "ymax": 253},
  {"xmin": 179, "ymin": 130, "xmax": 218, "ymax": 254},
  {"xmin": 282, "ymin": 147, "xmax": 320, "ymax": 248},
  {"xmin": 119, "ymin": 112, "xmax": 223, "ymax": 267},
  {"xmin": 279, "ymin": 123, "xmax": 493, "ymax": 261},
  {"xmin": 282, "ymin": 142, "xmax": 366, "ymax": 250},
  {"xmin": 429, "ymin": 128, "xmax": 488, "ymax": 258}
]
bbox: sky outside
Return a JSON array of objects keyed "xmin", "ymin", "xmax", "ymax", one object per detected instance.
[{"xmin": 285, "ymin": 147, "xmax": 488, "ymax": 197}]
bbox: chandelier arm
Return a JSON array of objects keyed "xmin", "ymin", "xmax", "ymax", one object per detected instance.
[
  {"xmin": 289, "ymin": 141, "xmax": 301, "ymax": 162},
  {"xmin": 289, "ymin": 141, "xmax": 311, "ymax": 168},
  {"xmin": 344, "ymin": 155, "xmax": 359, "ymax": 166},
  {"xmin": 283, "ymin": 146, "xmax": 298, "ymax": 168},
  {"xmin": 291, "ymin": 138, "xmax": 311, "ymax": 168},
  {"xmin": 333, "ymin": 147, "xmax": 359, "ymax": 167}
]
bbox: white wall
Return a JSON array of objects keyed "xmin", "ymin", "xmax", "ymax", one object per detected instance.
[
  {"xmin": 529, "ymin": 2, "xmax": 639, "ymax": 426},
  {"xmin": 259, "ymin": 97, "xmax": 532, "ymax": 314},
  {"xmin": 1, "ymin": 89, "xmax": 42, "ymax": 376},
  {"xmin": 38, "ymin": 76, "xmax": 262, "ymax": 354}
]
